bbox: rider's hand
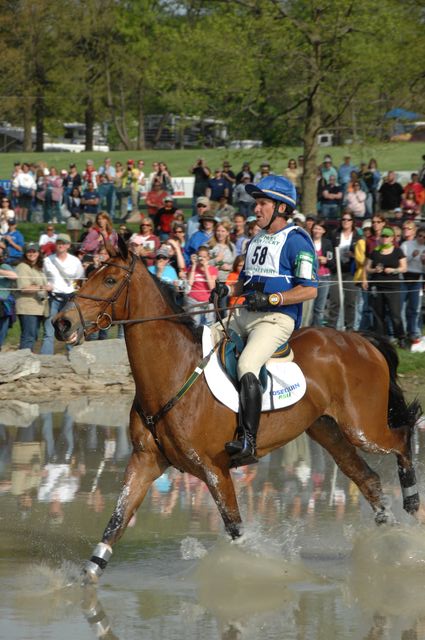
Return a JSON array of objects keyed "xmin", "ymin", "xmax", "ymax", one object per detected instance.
[
  {"xmin": 246, "ymin": 291, "xmax": 270, "ymax": 311},
  {"xmin": 209, "ymin": 282, "xmax": 229, "ymax": 303}
]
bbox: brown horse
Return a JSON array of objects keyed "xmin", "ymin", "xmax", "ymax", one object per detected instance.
[{"xmin": 53, "ymin": 239, "xmax": 421, "ymax": 583}]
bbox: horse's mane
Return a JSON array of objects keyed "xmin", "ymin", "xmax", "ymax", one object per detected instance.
[{"xmin": 148, "ymin": 270, "xmax": 203, "ymax": 343}]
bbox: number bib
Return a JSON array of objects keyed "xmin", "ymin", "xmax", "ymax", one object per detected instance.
[{"xmin": 244, "ymin": 226, "xmax": 296, "ymax": 279}]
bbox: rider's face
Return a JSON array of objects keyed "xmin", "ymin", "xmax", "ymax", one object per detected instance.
[{"xmin": 254, "ymin": 198, "xmax": 284, "ymax": 228}]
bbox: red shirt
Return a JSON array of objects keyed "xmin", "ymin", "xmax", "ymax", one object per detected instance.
[{"xmin": 186, "ymin": 265, "xmax": 218, "ymax": 302}]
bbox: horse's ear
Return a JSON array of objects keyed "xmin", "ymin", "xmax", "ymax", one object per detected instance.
[{"xmin": 117, "ymin": 234, "xmax": 129, "ymax": 260}]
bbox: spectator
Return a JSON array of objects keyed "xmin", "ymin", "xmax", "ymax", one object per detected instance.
[
  {"xmin": 0, "ymin": 239, "xmax": 17, "ymax": 349},
  {"xmin": 367, "ymin": 214, "xmax": 386, "ymax": 256},
  {"xmin": 0, "ymin": 197, "xmax": 15, "ymax": 234},
  {"xmin": 232, "ymin": 213, "xmax": 249, "ymax": 255},
  {"xmin": 82, "ymin": 159, "xmax": 98, "ymax": 189},
  {"xmin": 170, "ymin": 222, "xmax": 186, "ymax": 248},
  {"xmin": 154, "ymin": 196, "xmax": 178, "ymax": 240},
  {"xmin": 97, "ymin": 157, "xmax": 116, "ymax": 217},
  {"xmin": 148, "ymin": 161, "xmax": 160, "ymax": 189},
  {"xmin": 319, "ymin": 174, "xmax": 343, "ymax": 219},
  {"xmin": 368, "ymin": 158, "xmax": 381, "ymax": 213},
  {"xmin": 81, "ymin": 181, "xmax": 100, "ymax": 221},
  {"xmin": 124, "ymin": 159, "xmax": 141, "ymax": 218},
  {"xmin": 63, "ymin": 163, "xmax": 82, "ymax": 200},
  {"xmin": 136, "ymin": 160, "xmax": 146, "ymax": 211},
  {"xmin": 215, "ymin": 195, "xmax": 236, "ymax": 220},
  {"xmin": 226, "ymin": 255, "xmax": 245, "ymax": 306},
  {"xmin": 222, "ymin": 161, "xmax": 236, "ymax": 204},
  {"xmin": 358, "ymin": 162, "xmax": 375, "ymax": 216},
  {"xmin": 233, "ymin": 173, "xmax": 255, "ymax": 218},
  {"xmin": 344, "ymin": 181, "xmax": 367, "ymax": 219},
  {"xmin": 81, "ymin": 212, "xmax": 118, "ymax": 254},
  {"xmin": 12, "ymin": 162, "xmax": 36, "ymax": 222},
  {"xmin": 327, "ymin": 211, "xmax": 360, "ymax": 331},
  {"xmin": 310, "ymin": 220, "xmax": 335, "ymax": 326},
  {"xmin": 190, "ymin": 157, "xmax": 211, "ymax": 213},
  {"xmin": 404, "ymin": 172, "xmax": 425, "ymax": 203},
  {"xmin": 186, "ymin": 196, "xmax": 211, "ymax": 240},
  {"xmin": 3, "ymin": 220, "xmax": 24, "ymax": 266},
  {"xmin": 401, "ymin": 189, "xmax": 421, "ymax": 219},
  {"xmin": 254, "ymin": 161, "xmax": 273, "ymax": 183},
  {"xmin": 185, "ymin": 245, "xmax": 218, "ymax": 327},
  {"xmin": 320, "ymin": 155, "xmax": 338, "ymax": 184},
  {"xmin": 155, "ymin": 161, "xmax": 174, "ymax": 195},
  {"xmin": 184, "ymin": 211, "xmax": 216, "ymax": 266},
  {"xmin": 148, "ymin": 245, "xmax": 179, "ymax": 286},
  {"xmin": 128, "ymin": 220, "xmax": 160, "ymax": 265},
  {"xmin": 39, "ymin": 224, "xmax": 57, "ymax": 257},
  {"xmin": 117, "ymin": 223, "xmax": 132, "ymax": 243},
  {"xmin": 206, "ymin": 168, "xmax": 229, "ymax": 211},
  {"xmin": 208, "ymin": 220, "xmax": 236, "ymax": 285},
  {"xmin": 15, "ymin": 243, "xmax": 51, "ymax": 351},
  {"xmin": 379, "ymin": 171, "xmax": 403, "ymax": 212},
  {"xmin": 236, "ymin": 162, "xmax": 254, "ymax": 184},
  {"xmin": 41, "ymin": 167, "xmax": 64, "ymax": 224},
  {"xmin": 400, "ymin": 223, "xmax": 425, "ymax": 345},
  {"xmin": 66, "ymin": 188, "xmax": 83, "ymax": 243},
  {"xmin": 145, "ymin": 178, "xmax": 168, "ymax": 220},
  {"xmin": 40, "ymin": 234, "xmax": 85, "ymax": 355},
  {"xmin": 364, "ymin": 226, "xmax": 407, "ymax": 347},
  {"xmin": 338, "ymin": 155, "xmax": 358, "ymax": 193}
]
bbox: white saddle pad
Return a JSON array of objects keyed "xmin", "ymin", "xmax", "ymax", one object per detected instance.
[{"xmin": 202, "ymin": 326, "xmax": 306, "ymax": 413}]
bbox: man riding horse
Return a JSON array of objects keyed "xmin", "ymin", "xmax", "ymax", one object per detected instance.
[{"xmin": 211, "ymin": 175, "xmax": 318, "ymax": 467}]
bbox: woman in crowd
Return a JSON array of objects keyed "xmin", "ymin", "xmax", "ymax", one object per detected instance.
[
  {"xmin": 226, "ymin": 255, "xmax": 245, "ymax": 306},
  {"xmin": 327, "ymin": 211, "xmax": 360, "ymax": 331},
  {"xmin": 310, "ymin": 220, "xmax": 335, "ymax": 326},
  {"xmin": 368, "ymin": 158, "xmax": 381, "ymax": 213},
  {"xmin": 185, "ymin": 245, "xmax": 218, "ymax": 327},
  {"xmin": 170, "ymin": 221, "xmax": 186, "ymax": 248},
  {"xmin": 66, "ymin": 186, "xmax": 84, "ymax": 243},
  {"xmin": 344, "ymin": 181, "xmax": 367, "ymax": 219},
  {"xmin": 0, "ymin": 197, "xmax": 15, "ymax": 234},
  {"xmin": 208, "ymin": 220, "xmax": 236, "ymax": 284},
  {"xmin": 283, "ymin": 158, "xmax": 299, "ymax": 187},
  {"xmin": 81, "ymin": 211, "xmax": 118, "ymax": 254},
  {"xmin": 146, "ymin": 178, "xmax": 168, "ymax": 219},
  {"xmin": 155, "ymin": 161, "xmax": 174, "ymax": 195},
  {"xmin": 0, "ymin": 239, "xmax": 18, "ymax": 349},
  {"xmin": 42, "ymin": 167, "xmax": 64, "ymax": 224},
  {"xmin": 13, "ymin": 162, "xmax": 36, "ymax": 222},
  {"xmin": 363, "ymin": 225, "xmax": 407, "ymax": 347},
  {"xmin": 15, "ymin": 243, "xmax": 51, "ymax": 351},
  {"xmin": 401, "ymin": 189, "xmax": 421, "ymax": 219},
  {"xmin": 128, "ymin": 219, "xmax": 160, "ymax": 265}
]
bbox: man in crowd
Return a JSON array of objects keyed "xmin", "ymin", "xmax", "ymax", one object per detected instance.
[
  {"xmin": 379, "ymin": 171, "xmax": 404, "ymax": 212},
  {"xmin": 40, "ymin": 233, "xmax": 85, "ymax": 355}
]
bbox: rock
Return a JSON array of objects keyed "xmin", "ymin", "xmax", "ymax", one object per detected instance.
[
  {"xmin": 0, "ymin": 350, "xmax": 40, "ymax": 383},
  {"xmin": 38, "ymin": 354, "xmax": 74, "ymax": 378},
  {"xmin": 89, "ymin": 364, "xmax": 132, "ymax": 385},
  {"xmin": 68, "ymin": 339, "xmax": 129, "ymax": 376},
  {"xmin": 0, "ymin": 400, "xmax": 39, "ymax": 427}
]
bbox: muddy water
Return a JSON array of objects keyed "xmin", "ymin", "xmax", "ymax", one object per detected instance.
[{"xmin": 1, "ymin": 395, "xmax": 425, "ymax": 640}]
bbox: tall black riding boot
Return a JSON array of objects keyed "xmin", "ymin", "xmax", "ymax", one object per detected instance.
[{"xmin": 225, "ymin": 372, "xmax": 262, "ymax": 466}]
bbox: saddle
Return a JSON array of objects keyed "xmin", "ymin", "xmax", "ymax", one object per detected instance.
[{"xmin": 218, "ymin": 330, "xmax": 293, "ymax": 392}]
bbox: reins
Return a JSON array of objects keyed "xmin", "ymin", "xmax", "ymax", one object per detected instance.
[{"xmin": 68, "ymin": 253, "xmax": 238, "ymax": 468}]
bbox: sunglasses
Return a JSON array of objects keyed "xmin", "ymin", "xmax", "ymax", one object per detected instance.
[
  {"xmin": 372, "ymin": 220, "xmax": 384, "ymax": 223},
  {"xmin": 342, "ymin": 218, "xmax": 353, "ymax": 221},
  {"xmin": 197, "ymin": 204, "xmax": 207, "ymax": 208},
  {"xmin": 155, "ymin": 256, "xmax": 167, "ymax": 260}
]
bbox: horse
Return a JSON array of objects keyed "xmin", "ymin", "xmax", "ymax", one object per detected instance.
[{"xmin": 53, "ymin": 238, "xmax": 422, "ymax": 583}]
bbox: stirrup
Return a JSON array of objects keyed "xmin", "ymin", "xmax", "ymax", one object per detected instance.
[{"xmin": 225, "ymin": 439, "xmax": 244, "ymax": 456}]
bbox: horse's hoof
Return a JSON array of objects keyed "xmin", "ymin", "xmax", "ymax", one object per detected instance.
[
  {"xmin": 375, "ymin": 508, "xmax": 397, "ymax": 526},
  {"xmin": 403, "ymin": 493, "xmax": 420, "ymax": 515}
]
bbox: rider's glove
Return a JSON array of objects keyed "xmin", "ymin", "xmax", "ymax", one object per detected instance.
[
  {"xmin": 246, "ymin": 291, "xmax": 283, "ymax": 311},
  {"xmin": 209, "ymin": 282, "xmax": 230, "ymax": 303}
]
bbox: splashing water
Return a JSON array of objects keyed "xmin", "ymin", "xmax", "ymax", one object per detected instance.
[{"xmin": 180, "ymin": 536, "xmax": 208, "ymax": 560}]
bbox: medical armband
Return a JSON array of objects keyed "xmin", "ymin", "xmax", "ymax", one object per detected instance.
[{"xmin": 295, "ymin": 251, "xmax": 314, "ymax": 280}]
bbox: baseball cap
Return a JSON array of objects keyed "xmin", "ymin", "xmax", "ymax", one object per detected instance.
[
  {"xmin": 163, "ymin": 196, "xmax": 174, "ymax": 203},
  {"xmin": 196, "ymin": 196, "xmax": 210, "ymax": 207},
  {"xmin": 56, "ymin": 233, "xmax": 72, "ymax": 243},
  {"xmin": 156, "ymin": 245, "xmax": 171, "ymax": 258},
  {"xmin": 293, "ymin": 212, "xmax": 306, "ymax": 223},
  {"xmin": 362, "ymin": 219, "xmax": 372, "ymax": 229},
  {"xmin": 129, "ymin": 234, "xmax": 144, "ymax": 245},
  {"xmin": 24, "ymin": 242, "xmax": 40, "ymax": 252}
]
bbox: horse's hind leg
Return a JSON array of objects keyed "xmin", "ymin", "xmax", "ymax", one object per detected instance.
[
  {"xmin": 83, "ymin": 409, "xmax": 168, "ymax": 583},
  {"xmin": 307, "ymin": 417, "xmax": 395, "ymax": 524}
]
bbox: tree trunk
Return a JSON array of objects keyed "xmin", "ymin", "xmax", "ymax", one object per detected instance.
[
  {"xmin": 22, "ymin": 97, "xmax": 33, "ymax": 152},
  {"xmin": 301, "ymin": 42, "xmax": 321, "ymax": 215},
  {"xmin": 34, "ymin": 93, "xmax": 44, "ymax": 152},
  {"xmin": 85, "ymin": 94, "xmax": 94, "ymax": 151},
  {"xmin": 136, "ymin": 83, "xmax": 145, "ymax": 150}
]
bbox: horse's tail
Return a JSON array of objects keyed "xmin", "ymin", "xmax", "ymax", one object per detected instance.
[{"xmin": 362, "ymin": 332, "xmax": 422, "ymax": 436}]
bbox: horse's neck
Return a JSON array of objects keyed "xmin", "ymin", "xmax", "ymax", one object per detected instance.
[{"xmin": 126, "ymin": 264, "xmax": 200, "ymax": 405}]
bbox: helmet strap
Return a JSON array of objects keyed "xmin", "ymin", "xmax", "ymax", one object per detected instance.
[{"xmin": 263, "ymin": 201, "xmax": 282, "ymax": 232}]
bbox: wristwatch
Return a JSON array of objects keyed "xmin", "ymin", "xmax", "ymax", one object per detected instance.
[{"xmin": 268, "ymin": 292, "xmax": 283, "ymax": 306}]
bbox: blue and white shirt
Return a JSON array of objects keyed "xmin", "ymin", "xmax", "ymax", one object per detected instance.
[{"xmin": 240, "ymin": 224, "xmax": 318, "ymax": 328}]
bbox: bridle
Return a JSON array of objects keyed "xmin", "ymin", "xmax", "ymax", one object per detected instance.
[{"xmin": 71, "ymin": 252, "xmax": 137, "ymax": 337}]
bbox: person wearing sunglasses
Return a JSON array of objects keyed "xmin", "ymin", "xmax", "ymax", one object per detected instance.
[{"xmin": 401, "ymin": 224, "xmax": 425, "ymax": 345}]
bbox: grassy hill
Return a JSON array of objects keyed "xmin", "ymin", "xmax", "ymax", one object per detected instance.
[{"xmin": 0, "ymin": 142, "xmax": 423, "ymax": 179}]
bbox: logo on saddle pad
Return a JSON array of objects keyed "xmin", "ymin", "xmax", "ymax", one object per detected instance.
[{"xmin": 202, "ymin": 326, "xmax": 306, "ymax": 413}]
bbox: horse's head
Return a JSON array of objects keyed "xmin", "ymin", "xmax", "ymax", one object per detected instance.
[{"xmin": 53, "ymin": 236, "xmax": 134, "ymax": 345}]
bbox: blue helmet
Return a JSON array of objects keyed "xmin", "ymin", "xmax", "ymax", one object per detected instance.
[{"xmin": 245, "ymin": 175, "xmax": 297, "ymax": 209}]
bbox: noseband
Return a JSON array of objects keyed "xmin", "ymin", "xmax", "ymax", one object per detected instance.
[{"xmin": 71, "ymin": 253, "xmax": 136, "ymax": 336}]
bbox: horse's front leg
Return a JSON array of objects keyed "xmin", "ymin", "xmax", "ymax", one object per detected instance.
[{"xmin": 83, "ymin": 411, "xmax": 168, "ymax": 583}]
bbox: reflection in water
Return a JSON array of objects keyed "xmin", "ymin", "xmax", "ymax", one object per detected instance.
[{"xmin": 1, "ymin": 403, "xmax": 425, "ymax": 639}]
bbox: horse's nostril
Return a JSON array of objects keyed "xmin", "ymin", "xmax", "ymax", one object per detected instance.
[{"xmin": 55, "ymin": 317, "xmax": 72, "ymax": 336}]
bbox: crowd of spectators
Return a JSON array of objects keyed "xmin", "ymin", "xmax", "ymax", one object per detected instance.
[{"xmin": 0, "ymin": 153, "xmax": 424, "ymax": 353}]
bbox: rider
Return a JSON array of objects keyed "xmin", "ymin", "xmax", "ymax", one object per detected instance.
[{"xmin": 211, "ymin": 175, "xmax": 318, "ymax": 467}]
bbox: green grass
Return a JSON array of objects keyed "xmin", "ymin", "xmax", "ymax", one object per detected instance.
[
  {"xmin": 1, "ymin": 141, "xmax": 423, "ymax": 179},
  {"xmin": 397, "ymin": 348, "xmax": 425, "ymax": 375}
]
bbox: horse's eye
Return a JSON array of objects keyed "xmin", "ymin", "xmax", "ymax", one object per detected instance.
[{"xmin": 104, "ymin": 276, "xmax": 117, "ymax": 287}]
